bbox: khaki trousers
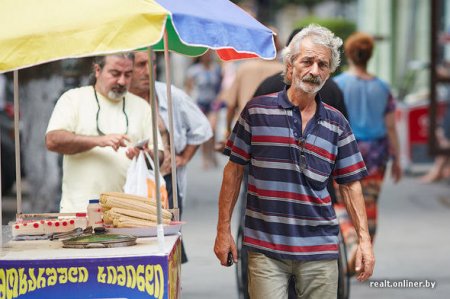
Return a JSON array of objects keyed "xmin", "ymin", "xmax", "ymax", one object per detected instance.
[{"xmin": 247, "ymin": 251, "xmax": 338, "ymax": 299}]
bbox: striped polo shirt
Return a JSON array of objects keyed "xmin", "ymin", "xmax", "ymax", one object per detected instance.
[{"xmin": 224, "ymin": 89, "xmax": 368, "ymax": 261}]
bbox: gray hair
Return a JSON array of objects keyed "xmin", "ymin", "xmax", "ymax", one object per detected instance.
[
  {"xmin": 281, "ymin": 24, "xmax": 343, "ymax": 84},
  {"xmin": 93, "ymin": 52, "xmax": 135, "ymax": 70},
  {"xmin": 90, "ymin": 52, "xmax": 135, "ymax": 84}
]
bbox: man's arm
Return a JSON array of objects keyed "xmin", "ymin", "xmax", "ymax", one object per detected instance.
[
  {"xmin": 176, "ymin": 144, "xmax": 199, "ymax": 167},
  {"xmin": 125, "ymin": 144, "xmax": 164, "ymax": 165},
  {"xmin": 214, "ymin": 161, "xmax": 244, "ymax": 266},
  {"xmin": 339, "ymin": 180, "xmax": 375, "ymax": 282},
  {"xmin": 46, "ymin": 130, "xmax": 129, "ymax": 155}
]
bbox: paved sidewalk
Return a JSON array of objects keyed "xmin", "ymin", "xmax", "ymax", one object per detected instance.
[
  {"xmin": 2, "ymin": 153, "xmax": 449, "ymax": 298},
  {"xmin": 181, "ymin": 155, "xmax": 450, "ymax": 299},
  {"xmin": 180, "ymin": 153, "xmax": 238, "ymax": 298}
]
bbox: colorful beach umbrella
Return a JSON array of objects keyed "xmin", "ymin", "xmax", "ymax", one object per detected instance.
[
  {"xmin": 153, "ymin": 0, "xmax": 277, "ymax": 60},
  {"xmin": 0, "ymin": 0, "xmax": 277, "ymax": 235},
  {"xmin": 0, "ymin": 0, "xmax": 169, "ymax": 73},
  {"xmin": 0, "ymin": 0, "xmax": 277, "ymax": 73},
  {"xmin": 147, "ymin": 0, "xmax": 277, "ymax": 213}
]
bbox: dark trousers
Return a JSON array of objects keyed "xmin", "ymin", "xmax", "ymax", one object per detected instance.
[{"xmin": 164, "ymin": 173, "xmax": 188, "ymax": 264}]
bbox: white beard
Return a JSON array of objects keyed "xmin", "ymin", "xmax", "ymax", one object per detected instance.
[
  {"xmin": 107, "ymin": 90, "xmax": 127, "ymax": 102},
  {"xmin": 293, "ymin": 79, "xmax": 325, "ymax": 94}
]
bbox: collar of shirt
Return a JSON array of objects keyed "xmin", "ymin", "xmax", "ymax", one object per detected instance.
[
  {"xmin": 156, "ymin": 88, "xmax": 169, "ymax": 112},
  {"xmin": 275, "ymin": 87, "xmax": 326, "ymax": 122}
]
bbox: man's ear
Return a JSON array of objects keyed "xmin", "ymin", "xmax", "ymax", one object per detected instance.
[
  {"xmin": 286, "ymin": 63, "xmax": 293, "ymax": 82},
  {"xmin": 93, "ymin": 64, "xmax": 101, "ymax": 77}
]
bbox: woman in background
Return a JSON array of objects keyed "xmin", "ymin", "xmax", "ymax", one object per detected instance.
[{"xmin": 333, "ymin": 32, "xmax": 402, "ymax": 274}]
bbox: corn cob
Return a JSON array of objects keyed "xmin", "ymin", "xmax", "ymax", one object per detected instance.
[
  {"xmin": 110, "ymin": 207, "xmax": 171, "ymax": 224},
  {"xmin": 101, "ymin": 191, "xmax": 168, "ymax": 209},
  {"xmin": 114, "ymin": 221, "xmax": 153, "ymax": 228},
  {"xmin": 102, "ymin": 209, "xmax": 114, "ymax": 224},
  {"xmin": 100, "ymin": 192, "xmax": 173, "ymax": 228},
  {"xmin": 100, "ymin": 195, "xmax": 173, "ymax": 220},
  {"xmin": 100, "ymin": 192, "xmax": 157, "ymax": 206},
  {"xmin": 112, "ymin": 214, "xmax": 159, "ymax": 228}
]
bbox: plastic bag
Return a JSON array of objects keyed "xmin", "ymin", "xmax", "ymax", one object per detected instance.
[{"xmin": 123, "ymin": 151, "xmax": 168, "ymax": 208}]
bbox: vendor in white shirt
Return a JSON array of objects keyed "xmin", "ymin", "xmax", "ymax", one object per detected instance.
[{"xmin": 46, "ymin": 53, "xmax": 163, "ymax": 213}]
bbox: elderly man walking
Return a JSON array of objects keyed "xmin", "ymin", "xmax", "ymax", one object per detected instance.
[{"xmin": 214, "ymin": 25, "xmax": 374, "ymax": 299}]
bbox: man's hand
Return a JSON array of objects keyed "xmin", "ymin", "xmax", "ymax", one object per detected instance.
[
  {"xmin": 214, "ymin": 161, "xmax": 244, "ymax": 266},
  {"xmin": 125, "ymin": 143, "xmax": 161, "ymax": 162},
  {"xmin": 354, "ymin": 239, "xmax": 375, "ymax": 282},
  {"xmin": 99, "ymin": 134, "xmax": 130, "ymax": 151},
  {"xmin": 175, "ymin": 155, "xmax": 188, "ymax": 168},
  {"xmin": 339, "ymin": 181, "xmax": 375, "ymax": 281},
  {"xmin": 46, "ymin": 130, "xmax": 130, "ymax": 155},
  {"xmin": 126, "ymin": 146, "xmax": 141, "ymax": 160},
  {"xmin": 214, "ymin": 230, "xmax": 238, "ymax": 267}
]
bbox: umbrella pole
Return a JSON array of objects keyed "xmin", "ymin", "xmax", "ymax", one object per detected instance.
[
  {"xmin": 147, "ymin": 48, "xmax": 165, "ymax": 252},
  {"xmin": 163, "ymin": 29, "xmax": 179, "ymax": 218},
  {"xmin": 0, "ymin": 116, "xmax": 2, "ymax": 244},
  {"xmin": 13, "ymin": 71, "xmax": 23, "ymax": 215}
]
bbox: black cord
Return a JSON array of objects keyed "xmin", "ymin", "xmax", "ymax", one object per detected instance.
[{"xmin": 93, "ymin": 86, "xmax": 128, "ymax": 136}]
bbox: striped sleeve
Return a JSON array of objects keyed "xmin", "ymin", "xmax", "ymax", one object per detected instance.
[
  {"xmin": 332, "ymin": 120, "xmax": 368, "ymax": 184},
  {"xmin": 223, "ymin": 105, "xmax": 252, "ymax": 165}
]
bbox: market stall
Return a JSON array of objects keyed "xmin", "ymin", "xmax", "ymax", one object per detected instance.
[
  {"xmin": 0, "ymin": 1, "xmax": 276, "ymax": 298},
  {"xmin": 1, "ymin": 235, "xmax": 181, "ymax": 299}
]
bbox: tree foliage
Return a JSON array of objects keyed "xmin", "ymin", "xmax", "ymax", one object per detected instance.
[{"xmin": 295, "ymin": 16, "xmax": 356, "ymax": 42}]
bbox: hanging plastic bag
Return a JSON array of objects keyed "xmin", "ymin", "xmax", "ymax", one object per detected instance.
[{"xmin": 124, "ymin": 151, "xmax": 168, "ymax": 208}]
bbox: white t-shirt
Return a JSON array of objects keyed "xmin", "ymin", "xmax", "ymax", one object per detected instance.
[{"xmin": 46, "ymin": 86, "xmax": 163, "ymax": 212}]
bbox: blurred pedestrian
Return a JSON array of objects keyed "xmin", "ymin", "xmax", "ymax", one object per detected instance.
[
  {"xmin": 420, "ymin": 62, "xmax": 450, "ymax": 183},
  {"xmin": 419, "ymin": 127, "xmax": 450, "ymax": 183},
  {"xmin": 213, "ymin": 29, "xmax": 284, "ymax": 155},
  {"xmin": 129, "ymin": 51, "xmax": 213, "ymax": 263},
  {"xmin": 185, "ymin": 50, "xmax": 222, "ymax": 169},
  {"xmin": 214, "ymin": 24, "xmax": 374, "ymax": 299},
  {"xmin": 46, "ymin": 53, "xmax": 163, "ymax": 213},
  {"xmin": 223, "ymin": 36, "xmax": 284, "ymax": 136},
  {"xmin": 333, "ymin": 32, "xmax": 402, "ymax": 275}
]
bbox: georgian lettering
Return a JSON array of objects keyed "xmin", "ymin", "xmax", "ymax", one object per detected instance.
[
  {"xmin": 0, "ymin": 267, "xmax": 89, "ymax": 299},
  {"xmin": 97, "ymin": 264, "xmax": 164, "ymax": 299}
]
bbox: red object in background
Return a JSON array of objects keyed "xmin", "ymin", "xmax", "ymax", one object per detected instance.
[
  {"xmin": 408, "ymin": 101, "xmax": 448, "ymax": 144},
  {"xmin": 3, "ymin": 102, "xmax": 14, "ymax": 118}
]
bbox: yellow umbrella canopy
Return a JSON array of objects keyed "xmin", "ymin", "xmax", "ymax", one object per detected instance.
[{"xmin": 0, "ymin": 0, "xmax": 168, "ymax": 72}]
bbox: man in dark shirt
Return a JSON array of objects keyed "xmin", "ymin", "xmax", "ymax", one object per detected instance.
[{"xmin": 254, "ymin": 73, "xmax": 347, "ymax": 118}]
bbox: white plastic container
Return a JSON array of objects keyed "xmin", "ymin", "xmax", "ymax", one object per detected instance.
[{"xmin": 87, "ymin": 199, "xmax": 103, "ymax": 228}]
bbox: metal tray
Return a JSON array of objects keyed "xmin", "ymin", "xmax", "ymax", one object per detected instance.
[
  {"xmin": 62, "ymin": 233, "xmax": 137, "ymax": 249},
  {"xmin": 106, "ymin": 222, "xmax": 183, "ymax": 237}
]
